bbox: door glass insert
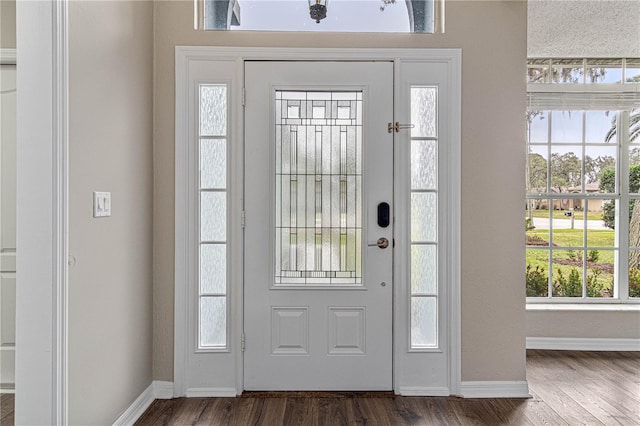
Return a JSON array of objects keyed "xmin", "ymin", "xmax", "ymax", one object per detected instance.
[{"xmin": 275, "ymin": 91, "xmax": 362, "ymax": 285}]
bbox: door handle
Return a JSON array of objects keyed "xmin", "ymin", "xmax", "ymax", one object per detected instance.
[{"xmin": 368, "ymin": 237, "xmax": 389, "ymax": 249}]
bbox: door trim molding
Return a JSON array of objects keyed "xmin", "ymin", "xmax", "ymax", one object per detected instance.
[
  {"xmin": 15, "ymin": 0, "xmax": 68, "ymax": 423},
  {"xmin": 175, "ymin": 46, "xmax": 461, "ymax": 396}
]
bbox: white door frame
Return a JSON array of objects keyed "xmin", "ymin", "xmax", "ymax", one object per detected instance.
[
  {"xmin": 175, "ymin": 46, "xmax": 461, "ymax": 396},
  {"xmin": 15, "ymin": 0, "xmax": 68, "ymax": 423}
]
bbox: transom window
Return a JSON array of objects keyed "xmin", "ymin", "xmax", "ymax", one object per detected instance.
[
  {"xmin": 526, "ymin": 58, "xmax": 640, "ymax": 302},
  {"xmin": 194, "ymin": 0, "xmax": 443, "ymax": 33}
]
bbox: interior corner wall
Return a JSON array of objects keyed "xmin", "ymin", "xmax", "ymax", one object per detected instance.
[
  {"xmin": 153, "ymin": 0, "xmax": 528, "ymax": 384},
  {"xmin": 528, "ymin": 0, "xmax": 640, "ymax": 58},
  {"xmin": 68, "ymin": 1, "xmax": 154, "ymax": 424},
  {"xmin": 0, "ymin": 0, "xmax": 16, "ymax": 49}
]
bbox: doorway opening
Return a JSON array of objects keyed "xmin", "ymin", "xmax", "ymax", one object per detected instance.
[{"xmin": 174, "ymin": 48, "xmax": 461, "ymax": 397}]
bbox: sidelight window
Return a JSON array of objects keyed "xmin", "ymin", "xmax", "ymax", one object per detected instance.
[
  {"xmin": 410, "ymin": 87, "xmax": 439, "ymax": 348},
  {"xmin": 199, "ymin": 84, "xmax": 229, "ymax": 348}
]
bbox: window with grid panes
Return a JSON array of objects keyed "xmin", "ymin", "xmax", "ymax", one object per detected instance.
[{"xmin": 526, "ymin": 58, "xmax": 640, "ymax": 302}]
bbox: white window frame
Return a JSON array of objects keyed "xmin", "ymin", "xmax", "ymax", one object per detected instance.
[{"xmin": 526, "ymin": 60, "xmax": 640, "ymax": 304}]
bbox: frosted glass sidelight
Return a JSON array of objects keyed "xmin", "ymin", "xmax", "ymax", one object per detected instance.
[
  {"xmin": 200, "ymin": 296, "xmax": 227, "ymax": 347},
  {"xmin": 200, "ymin": 244, "xmax": 227, "ymax": 294},
  {"xmin": 411, "ymin": 87, "xmax": 437, "ymax": 138},
  {"xmin": 411, "ymin": 297, "xmax": 437, "ymax": 347},
  {"xmin": 200, "ymin": 139, "xmax": 226, "ymax": 189},
  {"xmin": 201, "ymin": 192, "xmax": 227, "ymax": 241},
  {"xmin": 411, "ymin": 192, "xmax": 437, "ymax": 242},
  {"xmin": 411, "ymin": 244, "xmax": 437, "ymax": 294},
  {"xmin": 200, "ymin": 85, "xmax": 227, "ymax": 136},
  {"xmin": 275, "ymin": 90, "xmax": 363, "ymax": 285},
  {"xmin": 411, "ymin": 140, "xmax": 437, "ymax": 190}
]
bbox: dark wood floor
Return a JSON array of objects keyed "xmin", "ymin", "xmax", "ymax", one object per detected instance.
[
  {"xmin": 1, "ymin": 351, "xmax": 638, "ymax": 425},
  {"xmin": 136, "ymin": 350, "xmax": 640, "ymax": 425},
  {"xmin": 0, "ymin": 394, "xmax": 14, "ymax": 425}
]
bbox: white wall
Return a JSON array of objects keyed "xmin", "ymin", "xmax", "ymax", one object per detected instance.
[
  {"xmin": 527, "ymin": 309, "xmax": 640, "ymax": 339},
  {"xmin": 0, "ymin": 0, "xmax": 16, "ymax": 49},
  {"xmin": 153, "ymin": 0, "xmax": 528, "ymax": 384},
  {"xmin": 68, "ymin": 1, "xmax": 154, "ymax": 423},
  {"xmin": 528, "ymin": 0, "xmax": 640, "ymax": 58}
]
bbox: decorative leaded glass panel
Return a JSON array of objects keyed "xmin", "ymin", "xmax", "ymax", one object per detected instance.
[{"xmin": 275, "ymin": 91, "xmax": 362, "ymax": 285}]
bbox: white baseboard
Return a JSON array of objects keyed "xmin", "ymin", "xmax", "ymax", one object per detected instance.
[
  {"xmin": 112, "ymin": 381, "xmax": 175, "ymax": 426},
  {"xmin": 112, "ymin": 383, "xmax": 155, "ymax": 426},
  {"xmin": 459, "ymin": 381, "xmax": 531, "ymax": 398},
  {"xmin": 186, "ymin": 387, "xmax": 238, "ymax": 397},
  {"xmin": 397, "ymin": 386, "xmax": 450, "ymax": 396},
  {"xmin": 153, "ymin": 381, "xmax": 175, "ymax": 399},
  {"xmin": 527, "ymin": 337, "xmax": 640, "ymax": 351}
]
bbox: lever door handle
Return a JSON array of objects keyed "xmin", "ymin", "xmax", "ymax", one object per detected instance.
[{"xmin": 368, "ymin": 237, "xmax": 389, "ymax": 249}]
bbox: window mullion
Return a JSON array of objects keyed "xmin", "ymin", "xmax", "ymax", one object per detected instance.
[{"xmin": 618, "ymin": 111, "xmax": 631, "ymax": 300}]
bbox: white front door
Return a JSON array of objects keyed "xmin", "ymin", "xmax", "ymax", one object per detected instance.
[{"xmin": 244, "ymin": 61, "xmax": 394, "ymax": 390}]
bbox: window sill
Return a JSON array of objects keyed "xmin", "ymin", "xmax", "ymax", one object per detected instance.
[{"xmin": 526, "ymin": 303, "xmax": 640, "ymax": 312}]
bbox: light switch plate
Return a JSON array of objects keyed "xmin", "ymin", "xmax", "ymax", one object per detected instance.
[{"xmin": 93, "ymin": 192, "xmax": 111, "ymax": 217}]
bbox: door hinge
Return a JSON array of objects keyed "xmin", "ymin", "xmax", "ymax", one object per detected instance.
[
  {"xmin": 241, "ymin": 210, "xmax": 246, "ymax": 228},
  {"xmin": 242, "ymin": 87, "xmax": 246, "ymax": 106},
  {"xmin": 241, "ymin": 333, "xmax": 246, "ymax": 352}
]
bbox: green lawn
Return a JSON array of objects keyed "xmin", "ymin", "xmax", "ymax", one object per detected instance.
[
  {"xmin": 526, "ymin": 228, "xmax": 615, "ymax": 297},
  {"xmin": 527, "ymin": 228, "xmax": 615, "ymax": 250},
  {"xmin": 527, "ymin": 209, "xmax": 604, "ymax": 221}
]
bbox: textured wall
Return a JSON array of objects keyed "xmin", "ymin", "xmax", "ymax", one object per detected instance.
[
  {"xmin": 528, "ymin": 0, "xmax": 640, "ymax": 57},
  {"xmin": 68, "ymin": 1, "xmax": 154, "ymax": 424},
  {"xmin": 153, "ymin": 0, "xmax": 528, "ymax": 384}
]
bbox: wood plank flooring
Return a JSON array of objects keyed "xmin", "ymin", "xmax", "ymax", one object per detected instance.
[
  {"xmin": 136, "ymin": 350, "xmax": 640, "ymax": 426},
  {"xmin": 0, "ymin": 394, "xmax": 14, "ymax": 425}
]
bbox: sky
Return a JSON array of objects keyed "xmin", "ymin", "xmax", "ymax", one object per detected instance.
[{"xmin": 528, "ymin": 110, "xmax": 624, "ymax": 162}]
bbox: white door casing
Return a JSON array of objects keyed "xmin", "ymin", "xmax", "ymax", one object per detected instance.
[
  {"xmin": 15, "ymin": 0, "xmax": 69, "ymax": 422},
  {"xmin": 0, "ymin": 63, "xmax": 17, "ymax": 391},
  {"xmin": 174, "ymin": 47, "xmax": 461, "ymax": 397},
  {"xmin": 244, "ymin": 61, "xmax": 394, "ymax": 390}
]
